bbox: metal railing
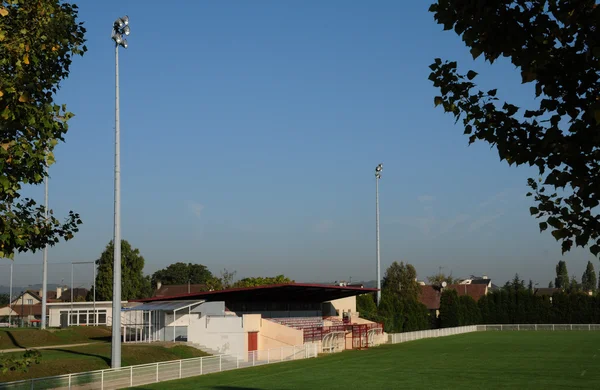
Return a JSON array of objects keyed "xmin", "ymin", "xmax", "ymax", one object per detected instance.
[
  {"xmin": 0, "ymin": 344, "xmax": 318, "ymax": 390},
  {"xmin": 388, "ymin": 326, "xmax": 478, "ymax": 344}
]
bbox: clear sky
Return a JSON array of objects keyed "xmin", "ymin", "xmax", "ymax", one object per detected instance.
[{"xmin": 2, "ymin": 0, "xmax": 597, "ymax": 288}]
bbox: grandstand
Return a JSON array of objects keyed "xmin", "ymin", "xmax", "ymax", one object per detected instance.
[{"xmin": 130, "ymin": 283, "xmax": 384, "ymax": 356}]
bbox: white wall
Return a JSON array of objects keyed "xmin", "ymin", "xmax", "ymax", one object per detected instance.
[
  {"xmin": 188, "ymin": 315, "xmax": 246, "ymax": 357},
  {"xmin": 47, "ymin": 302, "xmax": 122, "ymax": 327}
]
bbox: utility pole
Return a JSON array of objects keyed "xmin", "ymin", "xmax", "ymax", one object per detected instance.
[
  {"xmin": 41, "ymin": 161, "xmax": 49, "ymax": 329},
  {"xmin": 375, "ymin": 163, "xmax": 383, "ymax": 306}
]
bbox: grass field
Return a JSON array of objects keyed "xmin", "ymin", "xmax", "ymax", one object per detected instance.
[
  {"xmin": 133, "ymin": 331, "xmax": 600, "ymax": 389},
  {"xmin": 0, "ymin": 326, "xmax": 112, "ymax": 350},
  {"xmin": 1, "ymin": 343, "xmax": 209, "ymax": 381}
]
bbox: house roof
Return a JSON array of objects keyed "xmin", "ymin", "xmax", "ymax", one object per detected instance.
[
  {"xmin": 447, "ymin": 284, "xmax": 487, "ymax": 301},
  {"xmin": 13, "ymin": 290, "xmax": 42, "ymax": 303},
  {"xmin": 469, "ymin": 279, "xmax": 491, "ymax": 285},
  {"xmin": 153, "ymin": 284, "xmax": 210, "ymax": 298},
  {"xmin": 419, "ymin": 285, "xmax": 441, "ymax": 310},
  {"xmin": 534, "ymin": 287, "xmax": 561, "ymax": 296},
  {"xmin": 125, "ymin": 300, "xmax": 204, "ymax": 312},
  {"xmin": 136, "ymin": 283, "xmax": 378, "ymax": 304},
  {"xmin": 9, "ymin": 304, "xmax": 45, "ymax": 316},
  {"xmin": 60, "ymin": 288, "xmax": 89, "ymax": 302}
]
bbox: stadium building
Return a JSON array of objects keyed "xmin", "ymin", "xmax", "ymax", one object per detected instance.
[{"xmin": 124, "ymin": 283, "xmax": 384, "ymax": 358}]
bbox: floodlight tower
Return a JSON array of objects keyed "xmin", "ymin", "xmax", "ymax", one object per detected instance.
[
  {"xmin": 110, "ymin": 14, "xmax": 130, "ymax": 370},
  {"xmin": 375, "ymin": 163, "xmax": 383, "ymax": 306}
]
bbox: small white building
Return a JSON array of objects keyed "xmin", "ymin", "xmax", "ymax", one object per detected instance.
[{"xmin": 47, "ymin": 301, "xmax": 138, "ymax": 327}]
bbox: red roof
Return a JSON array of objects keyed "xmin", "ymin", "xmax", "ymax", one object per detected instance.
[
  {"xmin": 153, "ymin": 284, "xmax": 210, "ymax": 298},
  {"xmin": 9, "ymin": 304, "xmax": 45, "ymax": 316},
  {"xmin": 419, "ymin": 285, "xmax": 441, "ymax": 310},
  {"xmin": 135, "ymin": 283, "xmax": 378, "ymax": 303},
  {"xmin": 446, "ymin": 284, "xmax": 487, "ymax": 301}
]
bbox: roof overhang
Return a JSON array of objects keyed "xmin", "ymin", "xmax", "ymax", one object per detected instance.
[
  {"xmin": 135, "ymin": 283, "xmax": 378, "ymax": 304},
  {"xmin": 124, "ymin": 300, "xmax": 204, "ymax": 312}
]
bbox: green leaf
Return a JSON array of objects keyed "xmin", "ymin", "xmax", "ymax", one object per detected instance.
[
  {"xmin": 470, "ymin": 47, "xmax": 482, "ymax": 60},
  {"xmin": 539, "ymin": 222, "xmax": 548, "ymax": 232},
  {"xmin": 590, "ymin": 244, "xmax": 600, "ymax": 257},
  {"xmin": 467, "ymin": 70, "xmax": 478, "ymax": 80},
  {"xmin": 434, "ymin": 96, "xmax": 443, "ymax": 107},
  {"xmin": 529, "ymin": 207, "xmax": 538, "ymax": 215},
  {"xmin": 521, "ymin": 70, "xmax": 536, "ymax": 83}
]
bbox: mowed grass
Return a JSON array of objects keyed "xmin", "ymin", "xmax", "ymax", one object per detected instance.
[
  {"xmin": 1, "ymin": 343, "xmax": 209, "ymax": 381},
  {"xmin": 134, "ymin": 331, "xmax": 600, "ymax": 390},
  {"xmin": 0, "ymin": 326, "xmax": 112, "ymax": 350}
]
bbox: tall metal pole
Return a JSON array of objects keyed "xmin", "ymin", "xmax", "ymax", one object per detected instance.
[
  {"xmin": 376, "ymin": 175, "xmax": 381, "ymax": 306},
  {"xmin": 71, "ymin": 263, "xmax": 74, "ymax": 313},
  {"xmin": 93, "ymin": 262, "xmax": 96, "ymax": 325},
  {"xmin": 8, "ymin": 262, "xmax": 13, "ymax": 326},
  {"xmin": 111, "ymin": 42, "xmax": 122, "ymax": 369},
  {"xmin": 41, "ymin": 164, "xmax": 49, "ymax": 329}
]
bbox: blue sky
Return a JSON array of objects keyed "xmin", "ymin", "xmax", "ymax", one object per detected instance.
[{"xmin": 2, "ymin": 0, "xmax": 597, "ymax": 288}]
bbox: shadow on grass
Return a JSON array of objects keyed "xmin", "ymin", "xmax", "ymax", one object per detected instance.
[
  {"xmin": 47, "ymin": 348, "xmax": 110, "ymax": 366},
  {"xmin": 89, "ymin": 335, "xmax": 112, "ymax": 342},
  {"xmin": 5, "ymin": 331, "xmax": 24, "ymax": 349},
  {"xmin": 135, "ymin": 388, "xmax": 262, "ymax": 390}
]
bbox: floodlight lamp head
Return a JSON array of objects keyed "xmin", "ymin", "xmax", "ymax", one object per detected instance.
[
  {"xmin": 121, "ymin": 39, "xmax": 128, "ymax": 49},
  {"xmin": 112, "ymin": 32, "xmax": 123, "ymax": 45},
  {"xmin": 115, "ymin": 18, "xmax": 124, "ymax": 29},
  {"xmin": 122, "ymin": 15, "xmax": 129, "ymax": 26},
  {"xmin": 123, "ymin": 25, "xmax": 130, "ymax": 36}
]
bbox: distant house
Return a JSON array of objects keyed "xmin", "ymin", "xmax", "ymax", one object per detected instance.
[
  {"xmin": 11, "ymin": 290, "xmax": 42, "ymax": 306},
  {"xmin": 447, "ymin": 283, "xmax": 488, "ymax": 301},
  {"xmin": 60, "ymin": 288, "xmax": 89, "ymax": 302},
  {"xmin": 459, "ymin": 275, "xmax": 500, "ymax": 292},
  {"xmin": 152, "ymin": 282, "xmax": 210, "ymax": 298},
  {"xmin": 419, "ymin": 283, "xmax": 489, "ymax": 318},
  {"xmin": 534, "ymin": 287, "xmax": 561, "ymax": 296}
]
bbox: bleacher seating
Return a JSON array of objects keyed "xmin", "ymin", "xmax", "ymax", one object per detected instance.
[
  {"xmin": 270, "ymin": 317, "xmax": 324, "ymax": 330},
  {"xmin": 323, "ymin": 316, "xmax": 344, "ymax": 326}
]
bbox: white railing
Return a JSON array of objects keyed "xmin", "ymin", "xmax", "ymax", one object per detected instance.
[
  {"xmin": 478, "ymin": 324, "xmax": 600, "ymax": 331},
  {"xmin": 0, "ymin": 344, "xmax": 318, "ymax": 390},
  {"xmin": 388, "ymin": 326, "xmax": 478, "ymax": 344}
]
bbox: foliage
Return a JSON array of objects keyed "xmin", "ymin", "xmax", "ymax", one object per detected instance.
[
  {"xmin": 503, "ymin": 273, "xmax": 526, "ymax": 293},
  {"xmin": 555, "ymin": 260, "xmax": 569, "ymax": 290},
  {"xmin": 426, "ymin": 273, "xmax": 458, "ymax": 286},
  {"xmin": 382, "ymin": 261, "xmax": 420, "ymax": 301},
  {"xmin": 581, "ymin": 261, "xmax": 597, "ymax": 293},
  {"xmin": 91, "ymin": 240, "xmax": 150, "ymax": 301},
  {"xmin": 0, "ymin": 349, "xmax": 41, "ymax": 374},
  {"xmin": 548, "ymin": 281, "xmax": 554, "ymax": 288},
  {"xmin": 232, "ymin": 275, "xmax": 292, "ymax": 288},
  {"xmin": 568, "ymin": 275, "xmax": 581, "ymax": 293},
  {"xmin": 0, "ymin": 293, "xmax": 8, "ymax": 305},
  {"xmin": 151, "ymin": 262, "xmax": 215, "ymax": 289},
  {"xmin": 0, "ymin": 0, "xmax": 86, "ymax": 258},
  {"xmin": 356, "ymin": 293, "xmax": 378, "ymax": 319},
  {"xmin": 439, "ymin": 289, "xmax": 460, "ymax": 327},
  {"xmin": 217, "ymin": 268, "xmax": 236, "ymax": 290},
  {"xmin": 429, "ymin": 1, "xmax": 600, "ymax": 256}
]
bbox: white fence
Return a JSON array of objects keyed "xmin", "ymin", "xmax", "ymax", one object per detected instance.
[
  {"xmin": 388, "ymin": 325, "xmax": 477, "ymax": 344},
  {"xmin": 478, "ymin": 324, "xmax": 600, "ymax": 331},
  {"xmin": 0, "ymin": 344, "xmax": 318, "ymax": 390}
]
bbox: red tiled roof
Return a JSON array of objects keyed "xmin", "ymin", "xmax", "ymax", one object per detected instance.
[
  {"xmin": 153, "ymin": 284, "xmax": 210, "ymax": 298},
  {"xmin": 10, "ymin": 304, "xmax": 45, "ymax": 316},
  {"xmin": 419, "ymin": 285, "xmax": 442, "ymax": 310},
  {"xmin": 446, "ymin": 284, "xmax": 487, "ymax": 301}
]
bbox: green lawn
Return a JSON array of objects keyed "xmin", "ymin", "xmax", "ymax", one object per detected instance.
[
  {"xmin": 0, "ymin": 326, "xmax": 112, "ymax": 350},
  {"xmin": 1, "ymin": 343, "xmax": 209, "ymax": 381},
  {"xmin": 133, "ymin": 331, "xmax": 600, "ymax": 389}
]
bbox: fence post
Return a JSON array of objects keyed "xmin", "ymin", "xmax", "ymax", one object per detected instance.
[
  {"xmin": 553, "ymin": 324, "xmax": 555, "ymax": 331},
  {"xmin": 179, "ymin": 359, "xmax": 182, "ymax": 379},
  {"xmin": 30, "ymin": 379, "xmax": 34, "ymax": 390},
  {"xmin": 253, "ymin": 351, "xmax": 256, "ymax": 366},
  {"xmin": 130, "ymin": 366, "xmax": 133, "ymax": 387},
  {"xmin": 237, "ymin": 354, "xmax": 240, "ymax": 369},
  {"xmin": 267, "ymin": 349, "xmax": 270, "ymax": 364},
  {"xmin": 156, "ymin": 362, "xmax": 159, "ymax": 383},
  {"xmin": 219, "ymin": 355, "xmax": 222, "ymax": 372},
  {"xmin": 501, "ymin": 324, "xmax": 503, "ymax": 331},
  {"xmin": 518, "ymin": 324, "xmax": 520, "ymax": 331},
  {"xmin": 589, "ymin": 324, "xmax": 591, "ymax": 331},
  {"xmin": 571, "ymin": 324, "xmax": 573, "ymax": 331},
  {"xmin": 293, "ymin": 345, "xmax": 296, "ymax": 360},
  {"xmin": 101, "ymin": 370, "xmax": 104, "ymax": 390},
  {"xmin": 280, "ymin": 347, "xmax": 283, "ymax": 362},
  {"xmin": 535, "ymin": 324, "xmax": 537, "ymax": 331},
  {"xmin": 200, "ymin": 357, "xmax": 203, "ymax": 375}
]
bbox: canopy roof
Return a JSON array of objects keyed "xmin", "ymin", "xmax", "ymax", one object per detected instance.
[
  {"xmin": 136, "ymin": 283, "xmax": 377, "ymax": 304},
  {"xmin": 124, "ymin": 300, "xmax": 204, "ymax": 312}
]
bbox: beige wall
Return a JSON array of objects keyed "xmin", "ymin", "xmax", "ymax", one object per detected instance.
[
  {"xmin": 12, "ymin": 292, "xmax": 40, "ymax": 306},
  {"xmin": 323, "ymin": 296, "xmax": 356, "ymax": 317},
  {"xmin": 243, "ymin": 314, "xmax": 261, "ymax": 332},
  {"xmin": 258, "ymin": 318, "xmax": 303, "ymax": 350},
  {"xmin": 0, "ymin": 306, "xmax": 17, "ymax": 316}
]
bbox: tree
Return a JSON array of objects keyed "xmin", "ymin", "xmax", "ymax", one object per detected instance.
[
  {"xmin": 151, "ymin": 262, "xmax": 215, "ymax": 289},
  {"xmin": 548, "ymin": 281, "xmax": 554, "ymax": 288},
  {"xmin": 426, "ymin": 273, "xmax": 458, "ymax": 286},
  {"xmin": 92, "ymin": 240, "xmax": 150, "ymax": 301},
  {"xmin": 555, "ymin": 261, "xmax": 569, "ymax": 290},
  {"xmin": 528, "ymin": 279, "xmax": 534, "ymax": 293},
  {"xmin": 511, "ymin": 273, "xmax": 526, "ymax": 293},
  {"xmin": 428, "ymin": 1, "xmax": 600, "ymax": 256},
  {"xmin": 0, "ymin": 0, "xmax": 86, "ymax": 258},
  {"xmin": 568, "ymin": 275, "xmax": 581, "ymax": 293},
  {"xmin": 356, "ymin": 293, "xmax": 378, "ymax": 321},
  {"xmin": 0, "ymin": 293, "xmax": 8, "ymax": 305},
  {"xmin": 218, "ymin": 268, "xmax": 236, "ymax": 290},
  {"xmin": 232, "ymin": 275, "xmax": 293, "ymax": 288},
  {"xmin": 382, "ymin": 261, "xmax": 420, "ymax": 301},
  {"xmin": 439, "ymin": 289, "xmax": 460, "ymax": 328},
  {"xmin": 581, "ymin": 261, "xmax": 597, "ymax": 293}
]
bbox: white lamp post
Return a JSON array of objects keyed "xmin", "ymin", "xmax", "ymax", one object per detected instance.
[{"xmin": 375, "ymin": 163, "xmax": 383, "ymax": 306}]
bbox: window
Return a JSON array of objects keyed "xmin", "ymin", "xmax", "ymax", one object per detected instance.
[
  {"xmin": 70, "ymin": 313, "xmax": 77, "ymax": 325},
  {"xmin": 79, "ymin": 312, "xmax": 87, "ymax": 325},
  {"xmin": 27, "ymin": 299, "xmax": 33, "ymax": 305},
  {"xmin": 98, "ymin": 311, "xmax": 107, "ymax": 325}
]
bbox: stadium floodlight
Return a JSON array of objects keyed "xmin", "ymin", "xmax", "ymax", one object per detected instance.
[
  {"xmin": 110, "ymin": 14, "xmax": 131, "ymax": 370},
  {"xmin": 374, "ymin": 163, "xmax": 383, "ymax": 306}
]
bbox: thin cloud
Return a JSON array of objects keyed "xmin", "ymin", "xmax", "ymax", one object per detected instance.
[
  {"xmin": 314, "ymin": 219, "xmax": 334, "ymax": 233},
  {"xmin": 468, "ymin": 212, "xmax": 506, "ymax": 232},
  {"xmin": 189, "ymin": 202, "xmax": 205, "ymax": 218}
]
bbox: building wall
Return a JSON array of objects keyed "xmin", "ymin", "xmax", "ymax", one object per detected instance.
[
  {"xmin": 12, "ymin": 292, "xmax": 40, "ymax": 306},
  {"xmin": 187, "ymin": 315, "xmax": 246, "ymax": 357},
  {"xmin": 257, "ymin": 318, "xmax": 304, "ymax": 350},
  {"xmin": 323, "ymin": 296, "xmax": 357, "ymax": 317},
  {"xmin": 47, "ymin": 302, "xmax": 120, "ymax": 327}
]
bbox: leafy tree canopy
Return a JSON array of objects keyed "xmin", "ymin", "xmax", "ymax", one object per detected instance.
[
  {"xmin": 382, "ymin": 261, "xmax": 420, "ymax": 301},
  {"xmin": 581, "ymin": 261, "xmax": 597, "ymax": 292},
  {"xmin": 92, "ymin": 240, "xmax": 151, "ymax": 301},
  {"xmin": 555, "ymin": 260, "xmax": 569, "ymax": 289},
  {"xmin": 429, "ymin": 0, "xmax": 600, "ymax": 255},
  {"xmin": 0, "ymin": 0, "xmax": 86, "ymax": 258},
  {"xmin": 232, "ymin": 275, "xmax": 293, "ymax": 288},
  {"xmin": 426, "ymin": 273, "xmax": 458, "ymax": 286},
  {"xmin": 151, "ymin": 262, "xmax": 215, "ymax": 288}
]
